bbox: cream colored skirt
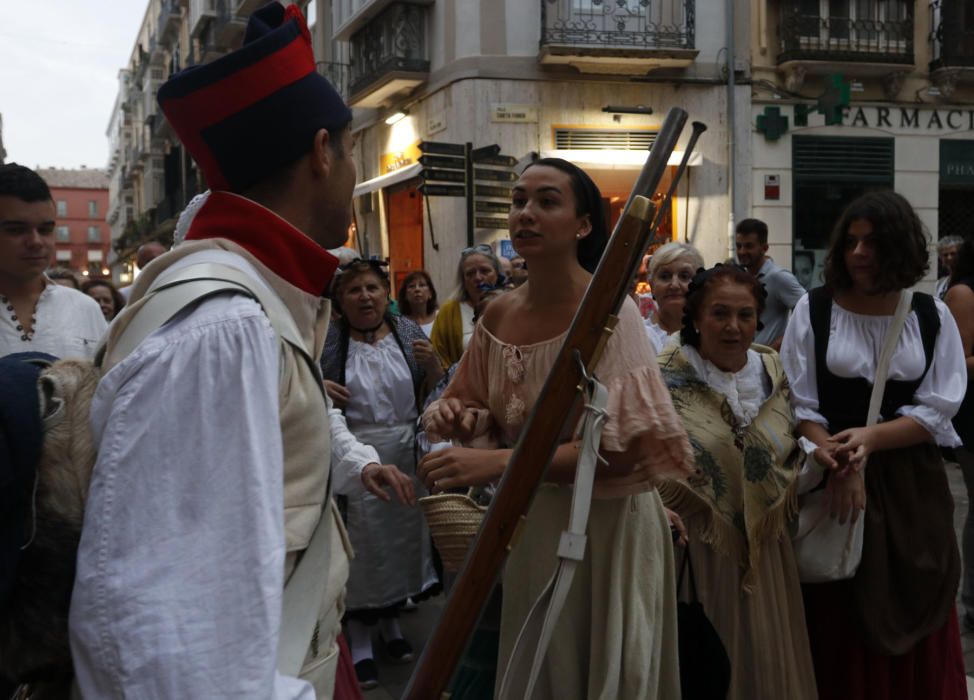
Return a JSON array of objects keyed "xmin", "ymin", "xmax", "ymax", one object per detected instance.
[{"xmin": 497, "ymin": 484, "xmax": 681, "ymax": 700}]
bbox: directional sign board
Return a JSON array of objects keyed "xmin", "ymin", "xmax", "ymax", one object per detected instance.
[
  {"xmin": 418, "ymin": 154, "xmax": 466, "ymax": 169},
  {"xmin": 476, "ymin": 217, "xmax": 508, "ymax": 230},
  {"xmin": 473, "ymin": 154, "xmax": 518, "ymax": 168},
  {"xmin": 475, "ymin": 200, "xmax": 510, "ymax": 214},
  {"xmin": 418, "ymin": 141, "xmax": 466, "ymax": 156},
  {"xmin": 471, "ymin": 144, "xmax": 501, "ymax": 161},
  {"xmin": 474, "ymin": 168, "xmax": 518, "ymax": 183},
  {"xmin": 475, "ymin": 185, "xmax": 512, "ymax": 198},
  {"xmin": 421, "ymin": 168, "xmax": 466, "ymax": 183},
  {"xmin": 419, "ymin": 183, "xmax": 466, "ymax": 197}
]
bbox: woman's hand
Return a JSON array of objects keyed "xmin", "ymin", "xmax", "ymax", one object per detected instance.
[
  {"xmin": 418, "ymin": 447, "xmax": 510, "ymax": 492},
  {"xmin": 361, "ymin": 463, "xmax": 416, "ymax": 505},
  {"xmin": 413, "ymin": 339, "xmax": 441, "ymax": 373},
  {"xmin": 323, "ymin": 379, "xmax": 351, "ymax": 410},
  {"xmin": 828, "ymin": 426, "xmax": 878, "ymax": 474},
  {"xmin": 826, "ymin": 470, "xmax": 866, "ymax": 524},
  {"xmin": 812, "ymin": 444, "xmax": 841, "ymax": 471},
  {"xmin": 422, "ymin": 398, "xmax": 479, "ymax": 441},
  {"xmin": 665, "ymin": 508, "xmax": 688, "ymax": 546}
]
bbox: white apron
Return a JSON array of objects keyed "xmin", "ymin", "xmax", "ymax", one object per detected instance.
[{"xmin": 343, "ymin": 420, "xmax": 438, "ymax": 610}]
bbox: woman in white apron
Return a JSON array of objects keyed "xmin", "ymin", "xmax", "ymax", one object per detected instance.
[{"xmin": 321, "ymin": 259, "xmax": 441, "ymax": 690}]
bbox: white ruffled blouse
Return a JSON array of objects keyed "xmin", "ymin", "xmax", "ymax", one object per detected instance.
[
  {"xmin": 345, "ymin": 334, "xmax": 418, "ymax": 426},
  {"xmin": 683, "ymin": 346, "xmax": 771, "ymax": 426},
  {"xmin": 780, "ymin": 294, "xmax": 966, "ymax": 446},
  {"xmin": 644, "ymin": 318, "xmax": 674, "ymax": 355}
]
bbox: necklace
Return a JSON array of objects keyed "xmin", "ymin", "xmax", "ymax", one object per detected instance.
[
  {"xmin": 0, "ymin": 293, "xmax": 37, "ymax": 342},
  {"xmin": 349, "ymin": 319, "xmax": 385, "ymax": 344}
]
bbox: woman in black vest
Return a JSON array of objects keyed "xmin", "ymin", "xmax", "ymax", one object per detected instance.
[{"xmin": 780, "ymin": 191, "xmax": 968, "ymax": 699}]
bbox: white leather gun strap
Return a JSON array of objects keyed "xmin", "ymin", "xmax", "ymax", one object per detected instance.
[{"xmin": 497, "ymin": 376, "xmax": 609, "ymax": 700}]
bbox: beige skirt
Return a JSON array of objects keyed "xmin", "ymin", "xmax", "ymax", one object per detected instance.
[
  {"xmin": 679, "ymin": 514, "xmax": 818, "ymax": 700},
  {"xmin": 497, "ymin": 484, "xmax": 681, "ymax": 700}
]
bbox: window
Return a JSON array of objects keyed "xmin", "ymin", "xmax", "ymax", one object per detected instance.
[
  {"xmin": 88, "ymin": 200, "xmax": 98, "ymax": 217},
  {"xmin": 88, "ymin": 249, "xmax": 103, "ymax": 262},
  {"xmin": 87, "ymin": 226, "xmax": 101, "ymax": 243},
  {"xmin": 56, "ymin": 200, "xmax": 67, "ymax": 217},
  {"xmin": 56, "ymin": 226, "xmax": 70, "ymax": 242},
  {"xmin": 55, "ymin": 250, "xmax": 71, "ymax": 262}
]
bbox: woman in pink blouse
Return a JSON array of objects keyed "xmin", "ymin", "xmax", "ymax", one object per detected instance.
[{"xmin": 419, "ymin": 158, "xmax": 694, "ymax": 699}]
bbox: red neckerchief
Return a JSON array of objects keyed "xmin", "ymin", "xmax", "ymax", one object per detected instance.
[{"xmin": 185, "ymin": 191, "xmax": 339, "ymax": 296}]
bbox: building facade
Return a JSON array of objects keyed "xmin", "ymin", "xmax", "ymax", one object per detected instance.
[
  {"xmin": 748, "ymin": 0, "xmax": 974, "ymax": 292},
  {"xmin": 36, "ymin": 168, "xmax": 111, "ymax": 278},
  {"xmin": 105, "ymin": 0, "xmax": 278, "ymax": 285},
  {"xmin": 320, "ymin": 0, "xmax": 750, "ymax": 294}
]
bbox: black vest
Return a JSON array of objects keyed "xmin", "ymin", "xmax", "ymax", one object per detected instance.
[{"xmin": 809, "ymin": 286, "xmax": 939, "ymax": 434}]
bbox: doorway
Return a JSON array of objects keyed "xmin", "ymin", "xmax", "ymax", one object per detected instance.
[{"xmin": 386, "ymin": 183, "xmax": 425, "ymax": 294}]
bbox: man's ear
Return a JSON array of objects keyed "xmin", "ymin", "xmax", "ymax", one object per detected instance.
[{"xmin": 310, "ymin": 128, "xmax": 332, "ymax": 178}]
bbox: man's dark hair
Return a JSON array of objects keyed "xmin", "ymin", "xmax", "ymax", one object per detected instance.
[
  {"xmin": 824, "ymin": 190, "xmax": 928, "ymax": 294},
  {"xmin": 735, "ymin": 218, "xmax": 768, "ymax": 245},
  {"xmin": 0, "ymin": 163, "xmax": 52, "ymax": 203}
]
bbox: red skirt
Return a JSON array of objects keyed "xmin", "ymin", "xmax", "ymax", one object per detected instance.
[
  {"xmin": 802, "ymin": 581, "xmax": 967, "ymax": 700},
  {"xmin": 334, "ymin": 632, "xmax": 365, "ymax": 700}
]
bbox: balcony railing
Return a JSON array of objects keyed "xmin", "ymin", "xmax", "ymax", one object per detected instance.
[
  {"xmin": 348, "ymin": 3, "xmax": 429, "ymax": 99},
  {"xmin": 541, "ymin": 0, "xmax": 694, "ymax": 51},
  {"xmin": 930, "ymin": 1, "xmax": 974, "ymax": 70},
  {"xmin": 778, "ymin": 1, "xmax": 914, "ymax": 65},
  {"xmin": 158, "ymin": 0, "xmax": 182, "ymax": 44},
  {"xmin": 317, "ymin": 61, "xmax": 350, "ymax": 101}
]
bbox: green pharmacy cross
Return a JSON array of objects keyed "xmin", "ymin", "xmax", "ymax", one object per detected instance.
[
  {"xmin": 756, "ymin": 106, "xmax": 789, "ymax": 141},
  {"xmin": 816, "ymin": 74, "xmax": 850, "ymax": 126}
]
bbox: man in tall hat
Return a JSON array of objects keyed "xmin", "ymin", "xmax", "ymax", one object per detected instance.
[{"xmin": 69, "ymin": 4, "xmax": 395, "ymax": 697}]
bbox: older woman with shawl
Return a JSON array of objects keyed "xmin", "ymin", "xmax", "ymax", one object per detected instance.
[{"xmin": 657, "ymin": 264, "xmax": 817, "ymax": 700}]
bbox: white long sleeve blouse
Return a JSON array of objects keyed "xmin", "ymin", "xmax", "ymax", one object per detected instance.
[{"xmin": 780, "ymin": 294, "xmax": 966, "ymax": 446}]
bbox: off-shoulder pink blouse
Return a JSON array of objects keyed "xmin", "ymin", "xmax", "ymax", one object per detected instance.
[{"xmin": 438, "ymin": 298, "xmax": 694, "ymax": 499}]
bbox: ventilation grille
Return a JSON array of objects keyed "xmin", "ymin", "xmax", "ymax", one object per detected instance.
[
  {"xmin": 793, "ymin": 136, "xmax": 894, "ymax": 182},
  {"xmin": 554, "ymin": 128, "xmax": 658, "ymax": 151}
]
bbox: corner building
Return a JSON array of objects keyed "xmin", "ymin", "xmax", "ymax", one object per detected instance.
[{"xmin": 318, "ymin": 0, "xmax": 750, "ymax": 292}]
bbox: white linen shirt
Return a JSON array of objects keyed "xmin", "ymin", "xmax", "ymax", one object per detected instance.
[
  {"xmin": 0, "ymin": 280, "xmax": 106, "ymax": 359},
  {"xmin": 70, "ymin": 251, "xmax": 375, "ymax": 699},
  {"xmin": 780, "ymin": 293, "xmax": 966, "ymax": 446}
]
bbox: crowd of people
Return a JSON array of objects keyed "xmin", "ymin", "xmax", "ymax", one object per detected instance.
[{"xmin": 1, "ymin": 4, "xmax": 972, "ymax": 699}]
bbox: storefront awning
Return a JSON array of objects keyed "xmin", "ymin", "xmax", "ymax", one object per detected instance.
[
  {"xmin": 353, "ymin": 163, "xmax": 422, "ymax": 197},
  {"xmin": 539, "ymin": 149, "xmax": 703, "ymax": 168}
]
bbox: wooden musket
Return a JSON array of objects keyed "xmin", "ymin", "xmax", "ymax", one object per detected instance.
[{"xmin": 403, "ymin": 108, "xmax": 700, "ymax": 700}]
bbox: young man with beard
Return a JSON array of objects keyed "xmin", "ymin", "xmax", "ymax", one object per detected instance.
[
  {"xmin": 735, "ymin": 218, "xmax": 806, "ymax": 350},
  {"xmin": 69, "ymin": 4, "xmax": 398, "ymax": 698}
]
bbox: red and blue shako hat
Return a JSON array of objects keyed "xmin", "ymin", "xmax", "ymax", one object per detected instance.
[{"xmin": 157, "ymin": 2, "xmax": 352, "ymax": 193}]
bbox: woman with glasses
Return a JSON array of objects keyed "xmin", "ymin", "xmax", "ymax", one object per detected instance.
[
  {"xmin": 429, "ymin": 244, "xmax": 501, "ymax": 368},
  {"xmin": 419, "ymin": 159, "xmax": 693, "ymax": 699}
]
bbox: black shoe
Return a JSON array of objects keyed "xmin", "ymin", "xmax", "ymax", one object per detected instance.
[
  {"xmin": 355, "ymin": 658, "xmax": 379, "ymax": 690},
  {"xmin": 964, "ymin": 612, "xmax": 974, "ymax": 633},
  {"xmin": 384, "ymin": 636, "xmax": 415, "ymax": 664}
]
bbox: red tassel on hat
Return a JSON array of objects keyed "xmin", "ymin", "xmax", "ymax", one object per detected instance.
[{"xmin": 283, "ymin": 3, "xmax": 312, "ymax": 46}]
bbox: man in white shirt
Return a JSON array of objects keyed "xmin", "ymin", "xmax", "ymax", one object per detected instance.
[
  {"xmin": 69, "ymin": 4, "xmax": 410, "ymax": 698},
  {"xmin": 0, "ymin": 164, "xmax": 106, "ymax": 360}
]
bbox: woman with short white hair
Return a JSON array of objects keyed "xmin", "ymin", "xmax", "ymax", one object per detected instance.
[{"xmin": 645, "ymin": 242, "xmax": 705, "ymax": 353}]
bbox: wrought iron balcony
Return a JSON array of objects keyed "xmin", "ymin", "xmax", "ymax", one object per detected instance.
[
  {"xmin": 542, "ymin": 0, "xmax": 694, "ymax": 51},
  {"xmin": 348, "ymin": 3, "xmax": 429, "ymax": 108},
  {"xmin": 317, "ymin": 61, "xmax": 350, "ymax": 102},
  {"xmin": 157, "ymin": 0, "xmax": 183, "ymax": 45},
  {"xmin": 930, "ymin": 0, "xmax": 974, "ymax": 70},
  {"xmin": 778, "ymin": 0, "xmax": 914, "ymax": 65}
]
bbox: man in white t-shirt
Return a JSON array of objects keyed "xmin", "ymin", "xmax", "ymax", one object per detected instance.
[{"xmin": 0, "ymin": 164, "xmax": 107, "ymax": 359}]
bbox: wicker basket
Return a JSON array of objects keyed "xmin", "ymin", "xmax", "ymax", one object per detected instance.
[{"xmin": 418, "ymin": 490, "xmax": 487, "ymax": 573}]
